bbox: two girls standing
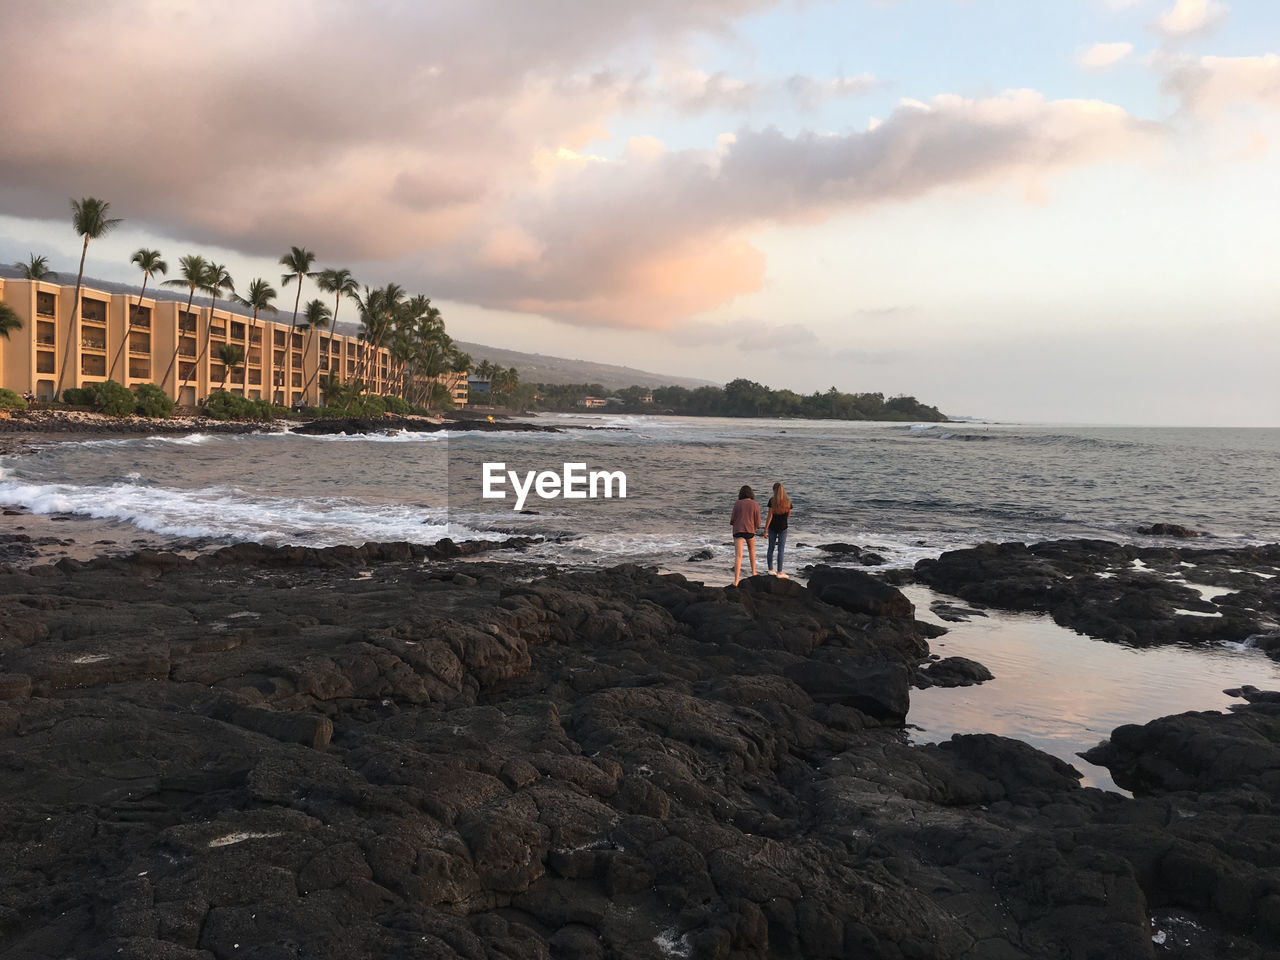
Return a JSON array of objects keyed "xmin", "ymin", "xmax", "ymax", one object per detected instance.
[{"xmin": 729, "ymin": 482, "xmax": 793, "ymax": 585}]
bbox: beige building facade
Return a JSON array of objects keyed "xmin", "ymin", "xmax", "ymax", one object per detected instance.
[{"xmin": 0, "ymin": 278, "xmax": 464, "ymax": 409}]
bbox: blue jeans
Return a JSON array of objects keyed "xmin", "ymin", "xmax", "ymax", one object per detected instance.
[{"xmin": 767, "ymin": 528, "xmax": 787, "ymax": 572}]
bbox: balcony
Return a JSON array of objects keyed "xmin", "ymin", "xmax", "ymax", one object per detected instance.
[
  {"xmin": 82, "ymin": 355, "xmax": 107, "ymax": 377},
  {"xmin": 210, "ymin": 324, "xmax": 226, "ymax": 338},
  {"xmin": 37, "ymin": 335, "xmax": 56, "ymax": 347},
  {"xmin": 179, "ymin": 363, "xmax": 196, "ymax": 380},
  {"xmin": 130, "ymin": 307, "xmax": 152, "ymax": 328},
  {"xmin": 290, "ymin": 334, "xmax": 302, "ymax": 349},
  {"xmin": 129, "ymin": 362, "xmax": 150, "ymax": 379},
  {"xmin": 179, "ymin": 336, "xmax": 197, "ymax": 358},
  {"xmin": 291, "ymin": 373, "xmax": 302, "ymax": 388},
  {"xmin": 81, "ymin": 337, "xmax": 106, "ymax": 351},
  {"xmin": 37, "ymin": 352, "xmax": 55, "ymax": 374},
  {"xmin": 230, "ymin": 322, "xmax": 246, "ymax": 340},
  {"xmin": 178, "ymin": 312, "xmax": 198, "ymax": 334},
  {"xmin": 80, "ymin": 298, "xmax": 108, "ymax": 323},
  {"xmin": 291, "ymin": 353, "xmax": 302, "ymax": 367},
  {"xmin": 248, "ymin": 351, "xmax": 262, "ymax": 366},
  {"xmin": 36, "ymin": 293, "xmax": 56, "ymax": 317},
  {"xmin": 129, "ymin": 334, "xmax": 151, "ymax": 355},
  {"xmin": 248, "ymin": 371, "xmax": 262, "ymax": 386},
  {"xmin": 273, "ymin": 331, "xmax": 286, "ymax": 346}
]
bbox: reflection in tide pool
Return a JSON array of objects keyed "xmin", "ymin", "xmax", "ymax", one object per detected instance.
[{"xmin": 902, "ymin": 584, "xmax": 1280, "ymax": 793}]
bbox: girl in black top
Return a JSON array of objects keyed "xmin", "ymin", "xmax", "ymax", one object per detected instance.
[{"xmin": 763, "ymin": 481, "xmax": 792, "ymax": 577}]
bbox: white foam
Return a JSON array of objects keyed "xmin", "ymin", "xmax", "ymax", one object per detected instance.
[
  {"xmin": 0, "ymin": 471, "xmax": 499, "ymax": 547},
  {"xmin": 287, "ymin": 430, "xmax": 450, "ymax": 443}
]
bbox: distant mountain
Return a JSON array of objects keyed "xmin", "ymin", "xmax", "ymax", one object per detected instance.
[{"xmin": 451, "ymin": 341, "xmax": 717, "ymax": 391}]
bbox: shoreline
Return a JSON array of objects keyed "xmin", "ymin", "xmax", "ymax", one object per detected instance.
[{"xmin": 0, "ymin": 539, "xmax": 1277, "ymax": 956}]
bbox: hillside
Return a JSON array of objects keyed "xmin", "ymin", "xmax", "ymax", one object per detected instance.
[{"xmin": 452, "ymin": 341, "xmax": 716, "ymax": 391}]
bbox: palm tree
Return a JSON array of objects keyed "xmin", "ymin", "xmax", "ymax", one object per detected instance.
[
  {"xmin": 315, "ymin": 267, "xmax": 359, "ymax": 383},
  {"xmin": 279, "ymin": 247, "xmax": 317, "ymax": 398},
  {"xmin": 184, "ymin": 262, "xmax": 235, "ymax": 396},
  {"xmin": 110, "ymin": 248, "xmax": 167, "ymax": 381},
  {"xmin": 232, "ymin": 278, "xmax": 278, "ymax": 399},
  {"xmin": 15, "ymin": 254, "xmax": 56, "ymax": 281},
  {"xmin": 216, "ymin": 343, "xmax": 245, "ymax": 390},
  {"xmin": 297, "ymin": 298, "xmax": 332, "ymax": 401},
  {"xmin": 360, "ymin": 282, "xmax": 404, "ymax": 390},
  {"xmin": 56, "ymin": 198, "xmax": 122, "ymax": 396},
  {"xmin": 158, "ymin": 254, "xmax": 208, "ymax": 395},
  {"xmin": 0, "ymin": 302, "xmax": 22, "ymax": 340}
]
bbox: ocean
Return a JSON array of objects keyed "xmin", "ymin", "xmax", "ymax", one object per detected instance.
[{"xmin": 2, "ymin": 414, "xmax": 1278, "ymax": 789}]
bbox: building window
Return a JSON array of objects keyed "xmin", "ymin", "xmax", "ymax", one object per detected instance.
[
  {"xmin": 36, "ymin": 321, "xmax": 56, "ymax": 347},
  {"xmin": 179, "ymin": 311, "xmax": 198, "ymax": 333},
  {"xmin": 81, "ymin": 354, "xmax": 106, "ymax": 377},
  {"xmin": 274, "ymin": 330, "xmax": 286, "ymax": 346},
  {"xmin": 291, "ymin": 352, "xmax": 302, "ymax": 367},
  {"xmin": 37, "ymin": 352, "xmax": 56, "ymax": 374},
  {"xmin": 36, "ymin": 292, "xmax": 56, "ymax": 317},
  {"xmin": 81, "ymin": 298, "xmax": 108, "ymax": 323},
  {"xmin": 128, "ymin": 361, "xmax": 150, "ymax": 379},
  {"xmin": 129, "ymin": 305, "xmax": 152, "ymax": 328},
  {"xmin": 179, "ymin": 336, "xmax": 197, "ymax": 358},
  {"xmin": 129, "ymin": 333, "xmax": 150, "ymax": 354},
  {"xmin": 231, "ymin": 321, "xmax": 246, "ymax": 340},
  {"xmin": 291, "ymin": 372, "xmax": 302, "ymax": 387}
]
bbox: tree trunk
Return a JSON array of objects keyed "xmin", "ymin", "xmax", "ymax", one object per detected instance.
[
  {"xmin": 110, "ymin": 272, "xmax": 151, "ymax": 383},
  {"xmin": 54, "ymin": 235, "xmax": 90, "ymax": 397},
  {"xmin": 158, "ymin": 286, "xmax": 197, "ymax": 398}
]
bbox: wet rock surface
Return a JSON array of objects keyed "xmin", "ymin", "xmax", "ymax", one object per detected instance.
[
  {"xmin": 915, "ymin": 539, "xmax": 1280, "ymax": 655},
  {"xmin": 0, "ymin": 544, "xmax": 1276, "ymax": 958}
]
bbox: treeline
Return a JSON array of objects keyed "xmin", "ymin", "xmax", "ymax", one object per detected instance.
[{"xmin": 530, "ymin": 379, "xmax": 948, "ymax": 421}]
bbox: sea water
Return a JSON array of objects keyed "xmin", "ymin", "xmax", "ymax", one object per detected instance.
[{"xmin": 2, "ymin": 415, "xmax": 1278, "ymax": 788}]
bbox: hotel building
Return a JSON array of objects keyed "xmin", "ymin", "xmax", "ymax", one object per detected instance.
[{"xmin": 0, "ymin": 278, "xmax": 468, "ymax": 409}]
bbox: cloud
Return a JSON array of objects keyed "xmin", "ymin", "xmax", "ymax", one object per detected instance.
[
  {"xmin": 785, "ymin": 73, "xmax": 881, "ymax": 110},
  {"xmin": 1151, "ymin": 0, "xmax": 1229, "ymax": 40},
  {"xmin": 1161, "ymin": 53, "xmax": 1280, "ymax": 115},
  {"xmin": 0, "ymin": 2, "xmax": 1162, "ymax": 330},
  {"xmin": 1078, "ymin": 42, "xmax": 1135, "ymax": 70}
]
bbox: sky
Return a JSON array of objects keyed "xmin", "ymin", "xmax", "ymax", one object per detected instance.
[{"xmin": 0, "ymin": 0, "xmax": 1277, "ymax": 426}]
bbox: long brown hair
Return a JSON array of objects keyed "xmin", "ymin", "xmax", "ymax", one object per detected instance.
[{"xmin": 771, "ymin": 482, "xmax": 791, "ymax": 514}]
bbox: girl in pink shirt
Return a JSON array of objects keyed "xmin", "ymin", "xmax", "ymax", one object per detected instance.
[{"xmin": 730, "ymin": 485, "xmax": 761, "ymax": 585}]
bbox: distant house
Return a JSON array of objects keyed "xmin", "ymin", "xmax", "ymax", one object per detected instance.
[
  {"xmin": 468, "ymin": 376, "xmax": 491, "ymax": 395},
  {"xmin": 640, "ymin": 392, "xmax": 654, "ymax": 404},
  {"xmin": 577, "ymin": 396, "xmax": 607, "ymax": 409}
]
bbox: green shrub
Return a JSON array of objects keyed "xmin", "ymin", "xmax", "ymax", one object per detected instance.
[
  {"xmin": 60, "ymin": 387, "xmax": 94, "ymax": 405},
  {"xmin": 383, "ymin": 395, "xmax": 411, "ymax": 416},
  {"xmin": 91, "ymin": 380, "xmax": 136, "ymax": 416},
  {"xmin": 133, "ymin": 383, "xmax": 174, "ymax": 418},
  {"xmin": 302, "ymin": 405, "xmax": 325, "ymax": 419},
  {"xmin": 0, "ymin": 388, "xmax": 28, "ymax": 411}
]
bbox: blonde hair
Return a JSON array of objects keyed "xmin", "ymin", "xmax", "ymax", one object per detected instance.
[{"xmin": 771, "ymin": 482, "xmax": 791, "ymax": 514}]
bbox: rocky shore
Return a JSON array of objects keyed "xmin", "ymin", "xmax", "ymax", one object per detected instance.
[
  {"xmin": 2, "ymin": 541, "xmax": 1278, "ymax": 958},
  {"xmin": 0, "ymin": 409, "xmax": 568, "ymax": 456},
  {"xmin": 912, "ymin": 539, "xmax": 1280, "ymax": 657}
]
